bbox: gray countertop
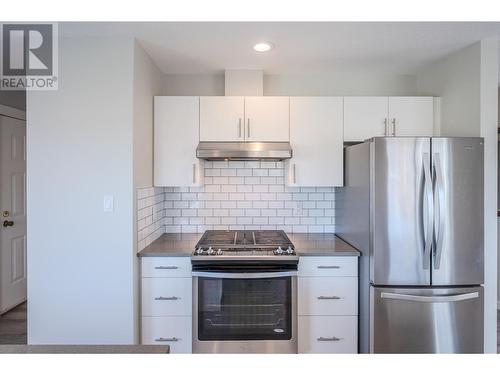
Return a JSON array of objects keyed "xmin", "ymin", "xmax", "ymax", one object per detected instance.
[
  {"xmin": 137, "ymin": 232, "xmax": 359, "ymax": 257},
  {"xmin": 0, "ymin": 345, "xmax": 169, "ymax": 354}
]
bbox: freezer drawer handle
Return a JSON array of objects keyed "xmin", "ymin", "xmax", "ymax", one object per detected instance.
[
  {"xmin": 317, "ymin": 265, "xmax": 340, "ymax": 269},
  {"xmin": 317, "ymin": 296, "xmax": 341, "ymax": 300},
  {"xmin": 155, "ymin": 337, "xmax": 180, "ymax": 342},
  {"xmin": 154, "ymin": 266, "xmax": 179, "ymax": 270},
  {"xmin": 154, "ymin": 296, "xmax": 180, "ymax": 301},
  {"xmin": 317, "ymin": 336, "xmax": 342, "ymax": 342},
  {"xmin": 380, "ymin": 292, "xmax": 479, "ymax": 303}
]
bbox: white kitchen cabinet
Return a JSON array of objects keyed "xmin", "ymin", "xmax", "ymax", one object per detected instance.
[
  {"xmin": 200, "ymin": 96, "xmax": 245, "ymax": 142},
  {"xmin": 388, "ymin": 97, "xmax": 434, "ymax": 136},
  {"xmin": 297, "ymin": 256, "xmax": 358, "ymax": 277},
  {"xmin": 298, "ymin": 277, "xmax": 358, "ymax": 316},
  {"xmin": 141, "ymin": 256, "xmax": 192, "ymax": 353},
  {"xmin": 154, "ymin": 96, "xmax": 203, "ymax": 186},
  {"xmin": 298, "ymin": 316, "xmax": 358, "ymax": 354},
  {"xmin": 142, "ymin": 277, "xmax": 192, "ymax": 316},
  {"xmin": 141, "ymin": 257, "xmax": 192, "ymax": 278},
  {"xmin": 298, "ymin": 256, "xmax": 358, "ymax": 354},
  {"xmin": 343, "ymin": 96, "xmax": 435, "ymax": 141},
  {"xmin": 244, "ymin": 96, "xmax": 290, "ymax": 142},
  {"xmin": 287, "ymin": 97, "xmax": 343, "ymax": 187},
  {"xmin": 142, "ymin": 317, "xmax": 192, "ymax": 353},
  {"xmin": 344, "ymin": 96, "xmax": 389, "ymax": 142}
]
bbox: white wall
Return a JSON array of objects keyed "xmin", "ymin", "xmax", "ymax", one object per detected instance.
[
  {"xmin": 162, "ymin": 72, "xmax": 418, "ymax": 96},
  {"xmin": 27, "ymin": 36, "xmax": 136, "ymax": 344},
  {"xmin": 132, "ymin": 41, "xmax": 164, "ymax": 341},
  {"xmin": 264, "ymin": 73, "xmax": 418, "ymax": 96},
  {"xmin": 163, "ymin": 74, "xmax": 225, "ymax": 96},
  {"xmin": 417, "ymin": 43, "xmax": 482, "ymax": 136},
  {"xmin": 417, "ymin": 39, "xmax": 498, "ymax": 352}
]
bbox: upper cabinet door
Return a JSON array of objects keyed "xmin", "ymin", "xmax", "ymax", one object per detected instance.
[
  {"xmin": 154, "ymin": 96, "xmax": 203, "ymax": 187},
  {"xmin": 388, "ymin": 97, "xmax": 434, "ymax": 137},
  {"xmin": 200, "ymin": 96, "xmax": 244, "ymax": 142},
  {"xmin": 288, "ymin": 97, "xmax": 344, "ymax": 187},
  {"xmin": 343, "ymin": 97, "xmax": 389, "ymax": 142},
  {"xmin": 244, "ymin": 97, "xmax": 290, "ymax": 142}
]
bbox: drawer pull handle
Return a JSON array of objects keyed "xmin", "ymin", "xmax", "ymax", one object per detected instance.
[
  {"xmin": 317, "ymin": 265, "xmax": 340, "ymax": 269},
  {"xmin": 154, "ymin": 296, "xmax": 180, "ymax": 301},
  {"xmin": 317, "ymin": 296, "xmax": 341, "ymax": 300},
  {"xmin": 154, "ymin": 266, "xmax": 179, "ymax": 270},
  {"xmin": 317, "ymin": 336, "xmax": 342, "ymax": 342},
  {"xmin": 155, "ymin": 337, "xmax": 180, "ymax": 342}
]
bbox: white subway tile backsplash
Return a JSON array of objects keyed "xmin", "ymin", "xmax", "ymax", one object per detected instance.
[
  {"xmin": 138, "ymin": 165, "xmax": 338, "ymax": 242},
  {"xmin": 220, "ymin": 185, "xmax": 237, "ymax": 192}
]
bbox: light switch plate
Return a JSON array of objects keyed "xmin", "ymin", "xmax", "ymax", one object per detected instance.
[{"xmin": 103, "ymin": 195, "xmax": 114, "ymax": 213}]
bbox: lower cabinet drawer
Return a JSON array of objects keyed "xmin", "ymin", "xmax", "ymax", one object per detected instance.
[
  {"xmin": 298, "ymin": 277, "xmax": 358, "ymax": 316},
  {"xmin": 142, "ymin": 316, "xmax": 192, "ymax": 353},
  {"xmin": 142, "ymin": 277, "xmax": 192, "ymax": 316},
  {"xmin": 298, "ymin": 316, "xmax": 358, "ymax": 354}
]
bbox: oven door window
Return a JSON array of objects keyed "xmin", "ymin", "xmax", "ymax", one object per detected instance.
[{"xmin": 198, "ymin": 276, "xmax": 292, "ymax": 341}]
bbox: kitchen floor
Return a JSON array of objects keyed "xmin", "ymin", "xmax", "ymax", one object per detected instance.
[
  {"xmin": 0, "ymin": 302, "xmax": 27, "ymax": 345},
  {"xmin": 0, "ymin": 303, "xmax": 499, "ymax": 352}
]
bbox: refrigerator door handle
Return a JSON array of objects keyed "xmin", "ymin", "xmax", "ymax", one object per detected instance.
[
  {"xmin": 433, "ymin": 153, "xmax": 445, "ymax": 269},
  {"xmin": 422, "ymin": 153, "xmax": 433, "ymax": 269},
  {"xmin": 381, "ymin": 291, "xmax": 479, "ymax": 303}
]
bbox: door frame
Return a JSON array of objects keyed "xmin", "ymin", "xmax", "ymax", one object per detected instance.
[{"xmin": 0, "ymin": 104, "xmax": 26, "ymax": 315}]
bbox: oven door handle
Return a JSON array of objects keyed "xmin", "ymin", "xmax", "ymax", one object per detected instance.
[{"xmin": 192, "ymin": 271, "xmax": 297, "ymax": 279}]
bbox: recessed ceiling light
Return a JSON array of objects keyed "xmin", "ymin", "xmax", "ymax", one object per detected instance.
[{"xmin": 253, "ymin": 42, "xmax": 274, "ymax": 52}]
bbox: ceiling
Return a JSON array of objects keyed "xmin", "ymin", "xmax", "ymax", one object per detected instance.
[{"xmin": 60, "ymin": 22, "xmax": 500, "ymax": 77}]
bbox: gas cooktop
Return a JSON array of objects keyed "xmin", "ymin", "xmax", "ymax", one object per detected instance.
[{"xmin": 191, "ymin": 230, "xmax": 297, "ymax": 262}]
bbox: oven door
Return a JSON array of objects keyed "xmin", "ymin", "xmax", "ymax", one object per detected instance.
[{"xmin": 192, "ymin": 270, "xmax": 297, "ymax": 353}]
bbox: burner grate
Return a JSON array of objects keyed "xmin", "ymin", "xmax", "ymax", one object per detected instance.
[{"xmin": 195, "ymin": 230, "xmax": 293, "ymax": 251}]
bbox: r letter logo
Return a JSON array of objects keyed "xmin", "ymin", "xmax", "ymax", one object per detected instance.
[{"xmin": 1, "ymin": 23, "xmax": 58, "ymax": 90}]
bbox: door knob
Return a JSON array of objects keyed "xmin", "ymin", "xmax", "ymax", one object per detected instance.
[{"xmin": 3, "ymin": 220, "xmax": 14, "ymax": 227}]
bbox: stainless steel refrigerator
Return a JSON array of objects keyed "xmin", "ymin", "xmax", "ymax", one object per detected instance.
[{"xmin": 337, "ymin": 137, "xmax": 484, "ymax": 353}]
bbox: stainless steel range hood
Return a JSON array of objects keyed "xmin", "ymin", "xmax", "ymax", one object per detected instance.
[{"xmin": 196, "ymin": 142, "xmax": 292, "ymax": 160}]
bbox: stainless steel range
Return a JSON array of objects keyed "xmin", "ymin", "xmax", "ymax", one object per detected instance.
[{"xmin": 191, "ymin": 230, "xmax": 298, "ymax": 353}]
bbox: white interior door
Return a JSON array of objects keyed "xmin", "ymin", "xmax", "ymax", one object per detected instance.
[
  {"xmin": 244, "ymin": 97, "xmax": 290, "ymax": 142},
  {"xmin": 0, "ymin": 115, "xmax": 27, "ymax": 314}
]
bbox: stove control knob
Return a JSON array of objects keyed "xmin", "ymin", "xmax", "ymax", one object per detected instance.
[
  {"xmin": 216, "ymin": 249, "xmax": 223, "ymax": 256},
  {"xmin": 207, "ymin": 247, "xmax": 215, "ymax": 255},
  {"xmin": 274, "ymin": 246, "xmax": 284, "ymax": 255},
  {"xmin": 195, "ymin": 248, "xmax": 204, "ymax": 255},
  {"xmin": 286, "ymin": 246, "xmax": 294, "ymax": 255}
]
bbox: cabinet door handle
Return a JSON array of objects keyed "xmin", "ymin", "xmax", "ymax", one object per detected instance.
[
  {"xmin": 391, "ymin": 118, "xmax": 396, "ymax": 136},
  {"xmin": 317, "ymin": 265, "xmax": 340, "ymax": 269},
  {"xmin": 238, "ymin": 118, "xmax": 242, "ymax": 138},
  {"xmin": 155, "ymin": 337, "xmax": 180, "ymax": 342},
  {"xmin": 154, "ymin": 266, "xmax": 179, "ymax": 270},
  {"xmin": 247, "ymin": 119, "xmax": 250, "ymax": 138},
  {"xmin": 317, "ymin": 296, "xmax": 341, "ymax": 300},
  {"xmin": 154, "ymin": 296, "xmax": 180, "ymax": 301},
  {"xmin": 192, "ymin": 163, "xmax": 196, "ymax": 184},
  {"xmin": 293, "ymin": 164, "xmax": 297, "ymax": 184},
  {"xmin": 384, "ymin": 118, "xmax": 388, "ymax": 136},
  {"xmin": 317, "ymin": 336, "xmax": 342, "ymax": 342}
]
